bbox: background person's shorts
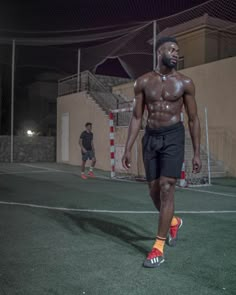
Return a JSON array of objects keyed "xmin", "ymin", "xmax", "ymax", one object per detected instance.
[
  {"xmin": 82, "ymin": 150, "xmax": 95, "ymax": 161},
  {"xmin": 142, "ymin": 122, "xmax": 185, "ymax": 181}
]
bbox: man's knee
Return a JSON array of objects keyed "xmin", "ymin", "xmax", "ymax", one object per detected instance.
[
  {"xmin": 159, "ymin": 177, "xmax": 176, "ymax": 198},
  {"xmin": 148, "ymin": 179, "xmax": 160, "ymax": 196},
  {"xmin": 92, "ymin": 157, "xmax": 96, "ymax": 164}
]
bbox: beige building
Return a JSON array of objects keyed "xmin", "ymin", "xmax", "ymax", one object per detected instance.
[
  {"xmin": 57, "ymin": 15, "xmax": 236, "ymax": 177},
  {"xmin": 57, "ymin": 56, "xmax": 236, "ymax": 177},
  {"xmin": 156, "ymin": 14, "xmax": 236, "ymax": 69}
]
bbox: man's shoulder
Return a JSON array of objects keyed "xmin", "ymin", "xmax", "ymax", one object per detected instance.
[
  {"xmin": 80, "ymin": 130, "xmax": 86, "ymax": 137},
  {"xmin": 177, "ymin": 71, "xmax": 193, "ymax": 84},
  {"xmin": 176, "ymin": 72, "xmax": 195, "ymax": 93},
  {"xmin": 134, "ymin": 71, "xmax": 154, "ymax": 89},
  {"xmin": 136, "ymin": 71, "xmax": 154, "ymax": 82}
]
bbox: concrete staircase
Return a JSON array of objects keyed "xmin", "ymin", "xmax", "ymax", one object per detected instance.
[
  {"xmin": 94, "ymin": 74, "xmax": 131, "ymax": 90},
  {"xmin": 80, "ymin": 72, "xmax": 130, "ymax": 123}
]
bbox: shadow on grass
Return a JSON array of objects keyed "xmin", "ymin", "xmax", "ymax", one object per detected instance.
[{"xmin": 58, "ymin": 211, "xmax": 154, "ymax": 255}]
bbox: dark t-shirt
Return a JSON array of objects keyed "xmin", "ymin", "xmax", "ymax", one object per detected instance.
[{"xmin": 80, "ymin": 131, "xmax": 93, "ymax": 150}]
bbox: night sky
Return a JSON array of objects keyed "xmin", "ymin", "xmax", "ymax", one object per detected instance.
[
  {"xmin": 1, "ymin": 0, "xmax": 211, "ymax": 31},
  {"xmin": 0, "ymin": 0, "xmax": 215, "ymax": 80},
  {"xmin": 0, "ymin": 0, "xmax": 233, "ymax": 134}
]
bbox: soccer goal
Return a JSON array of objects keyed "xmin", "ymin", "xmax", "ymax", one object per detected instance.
[{"xmin": 109, "ymin": 105, "xmax": 211, "ymax": 187}]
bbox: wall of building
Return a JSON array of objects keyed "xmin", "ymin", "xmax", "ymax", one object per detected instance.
[
  {"xmin": 56, "ymin": 57, "xmax": 236, "ymax": 176},
  {"xmin": 0, "ymin": 136, "xmax": 55, "ymax": 162},
  {"xmin": 205, "ymin": 30, "xmax": 236, "ymax": 64},
  {"xmin": 57, "ymin": 91, "xmax": 111, "ymax": 170},
  {"xmin": 176, "ymin": 29, "xmax": 206, "ymax": 68},
  {"xmin": 114, "ymin": 56, "xmax": 236, "ymax": 176},
  {"xmin": 159, "ymin": 26, "xmax": 236, "ymax": 69},
  {"xmin": 181, "ymin": 57, "xmax": 236, "ymax": 175}
]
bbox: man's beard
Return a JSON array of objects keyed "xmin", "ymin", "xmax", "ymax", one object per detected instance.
[{"xmin": 162, "ymin": 56, "xmax": 177, "ymax": 69}]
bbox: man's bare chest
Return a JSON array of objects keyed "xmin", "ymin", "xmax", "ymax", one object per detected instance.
[{"xmin": 144, "ymin": 78, "xmax": 184, "ymax": 102}]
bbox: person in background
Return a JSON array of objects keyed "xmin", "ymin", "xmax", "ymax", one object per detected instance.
[{"xmin": 79, "ymin": 122, "xmax": 96, "ymax": 179}]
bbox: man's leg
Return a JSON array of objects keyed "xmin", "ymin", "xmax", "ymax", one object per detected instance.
[
  {"xmin": 81, "ymin": 160, "xmax": 87, "ymax": 179},
  {"xmin": 149, "ymin": 179, "xmax": 180, "ymax": 238},
  {"xmin": 157, "ymin": 176, "xmax": 177, "ymax": 238},
  {"xmin": 148, "ymin": 179, "xmax": 161, "ymax": 211},
  {"xmin": 91, "ymin": 157, "xmax": 96, "ymax": 168},
  {"xmin": 144, "ymin": 176, "xmax": 176, "ymax": 268},
  {"xmin": 88, "ymin": 155, "xmax": 96, "ymax": 177}
]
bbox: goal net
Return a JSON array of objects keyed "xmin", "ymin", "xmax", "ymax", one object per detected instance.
[{"xmin": 109, "ymin": 105, "xmax": 211, "ymax": 187}]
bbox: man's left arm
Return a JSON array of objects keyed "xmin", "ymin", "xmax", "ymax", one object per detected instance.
[
  {"xmin": 183, "ymin": 78, "xmax": 202, "ymax": 173},
  {"xmin": 91, "ymin": 140, "xmax": 95, "ymax": 153},
  {"xmin": 91, "ymin": 133, "xmax": 95, "ymax": 154}
]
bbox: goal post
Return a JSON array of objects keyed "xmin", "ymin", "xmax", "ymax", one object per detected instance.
[
  {"xmin": 182, "ymin": 106, "xmax": 211, "ymax": 186},
  {"xmin": 109, "ymin": 106, "xmax": 136, "ymax": 179}
]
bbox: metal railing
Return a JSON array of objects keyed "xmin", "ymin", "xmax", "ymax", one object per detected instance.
[
  {"xmin": 58, "ymin": 74, "xmax": 78, "ymax": 96},
  {"xmin": 58, "ymin": 71, "xmax": 134, "ymax": 124},
  {"xmin": 84, "ymin": 71, "xmax": 119, "ymax": 113}
]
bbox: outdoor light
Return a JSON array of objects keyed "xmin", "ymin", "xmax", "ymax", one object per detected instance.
[{"xmin": 26, "ymin": 130, "xmax": 35, "ymax": 136}]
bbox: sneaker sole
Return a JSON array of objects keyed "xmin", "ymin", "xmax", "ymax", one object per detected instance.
[
  {"xmin": 143, "ymin": 257, "xmax": 165, "ymax": 268},
  {"xmin": 87, "ymin": 174, "xmax": 95, "ymax": 177}
]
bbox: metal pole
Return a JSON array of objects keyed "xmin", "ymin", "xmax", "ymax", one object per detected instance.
[
  {"xmin": 77, "ymin": 48, "xmax": 81, "ymax": 92},
  {"xmin": 10, "ymin": 40, "xmax": 15, "ymax": 163},
  {"xmin": 109, "ymin": 112, "xmax": 115, "ymax": 178},
  {"xmin": 153, "ymin": 20, "xmax": 157, "ymax": 71},
  {"xmin": 205, "ymin": 107, "xmax": 211, "ymax": 185}
]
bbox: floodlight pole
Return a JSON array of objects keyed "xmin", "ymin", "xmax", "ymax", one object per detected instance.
[
  {"xmin": 10, "ymin": 40, "xmax": 15, "ymax": 163},
  {"xmin": 153, "ymin": 20, "xmax": 157, "ymax": 71},
  {"xmin": 77, "ymin": 48, "xmax": 81, "ymax": 92}
]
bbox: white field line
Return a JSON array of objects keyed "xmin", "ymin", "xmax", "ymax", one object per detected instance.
[
  {"xmin": 0, "ymin": 170, "xmax": 58, "ymax": 175},
  {"xmin": 1, "ymin": 164, "xmax": 236, "ymax": 198},
  {"xmin": 0, "ymin": 201, "xmax": 235, "ymax": 214},
  {"xmin": 182, "ymin": 187, "xmax": 236, "ymax": 198},
  {"xmin": 20, "ymin": 163, "xmax": 63, "ymax": 172}
]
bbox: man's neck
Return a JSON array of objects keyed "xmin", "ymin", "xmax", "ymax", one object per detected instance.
[{"xmin": 155, "ymin": 65, "xmax": 175, "ymax": 76}]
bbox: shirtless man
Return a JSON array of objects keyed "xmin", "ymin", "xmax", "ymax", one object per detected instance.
[{"xmin": 122, "ymin": 36, "xmax": 201, "ymax": 268}]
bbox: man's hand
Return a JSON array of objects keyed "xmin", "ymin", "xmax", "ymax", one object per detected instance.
[
  {"xmin": 82, "ymin": 148, "xmax": 87, "ymax": 153},
  {"xmin": 192, "ymin": 155, "xmax": 202, "ymax": 173},
  {"xmin": 122, "ymin": 151, "xmax": 131, "ymax": 170}
]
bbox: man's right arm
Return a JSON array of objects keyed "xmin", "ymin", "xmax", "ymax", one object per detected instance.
[{"xmin": 122, "ymin": 77, "xmax": 145, "ymax": 169}]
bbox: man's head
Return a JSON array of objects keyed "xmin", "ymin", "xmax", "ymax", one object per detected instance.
[
  {"xmin": 85, "ymin": 122, "xmax": 92, "ymax": 132},
  {"xmin": 156, "ymin": 36, "xmax": 179, "ymax": 69}
]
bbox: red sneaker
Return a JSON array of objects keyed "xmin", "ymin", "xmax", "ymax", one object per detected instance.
[
  {"xmin": 143, "ymin": 248, "xmax": 165, "ymax": 268},
  {"xmin": 166, "ymin": 217, "xmax": 183, "ymax": 247},
  {"xmin": 81, "ymin": 174, "xmax": 87, "ymax": 180},
  {"xmin": 87, "ymin": 171, "xmax": 95, "ymax": 177}
]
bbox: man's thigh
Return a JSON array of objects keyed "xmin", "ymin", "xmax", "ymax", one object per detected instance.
[{"xmin": 88, "ymin": 150, "xmax": 95, "ymax": 160}]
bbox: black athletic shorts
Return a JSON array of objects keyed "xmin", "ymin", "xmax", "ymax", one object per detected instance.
[
  {"xmin": 82, "ymin": 150, "xmax": 95, "ymax": 161},
  {"xmin": 142, "ymin": 122, "xmax": 185, "ymax": 181}
]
